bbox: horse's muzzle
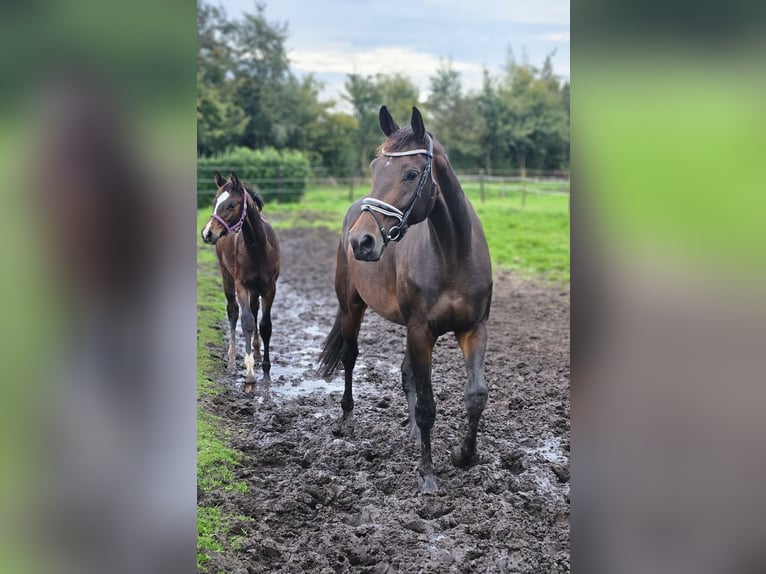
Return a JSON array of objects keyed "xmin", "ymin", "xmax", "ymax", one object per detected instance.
[
  {"xmin": 350, "ymin": 232, "xmax": 382, "ymax": 261},
  {"xmin": 202, "ymin": 228, "xmax": 222, "ymax": 245}
]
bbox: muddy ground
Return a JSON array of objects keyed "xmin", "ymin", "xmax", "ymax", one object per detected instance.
[{"xmin": 198, "ymin": 227, "xmax": 570, "ymax": 573}]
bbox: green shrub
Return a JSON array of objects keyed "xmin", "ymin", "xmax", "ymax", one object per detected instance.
[{"xmin": 197, "ymin": 147, "xmax": 310, "ymax": 207}]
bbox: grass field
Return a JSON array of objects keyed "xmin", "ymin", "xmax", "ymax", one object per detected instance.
[
  {"xmin": 200, "ymin": 180, "xmax": 570, "ymax": 282},
  {"xmin": 196, "ymin": 236, "xmax": 252, "ymax": 569}
]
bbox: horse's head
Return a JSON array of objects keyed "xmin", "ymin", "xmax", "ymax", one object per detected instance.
[
  {"xmin": 201, "ymin": 171, "xmax": 262, "ymax": 244},
  {"xmin": 349, "ymin": 106, "xmax": 438, "ymax": 261}
]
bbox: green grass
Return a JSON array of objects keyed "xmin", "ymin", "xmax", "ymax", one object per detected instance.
[
  {"xmin": 199, "ymin": 181, "xmax": 570, "ymax": 282},
  {"xmin": 196, "ymin": 226, "xmax": 250, "ymax": 570}
]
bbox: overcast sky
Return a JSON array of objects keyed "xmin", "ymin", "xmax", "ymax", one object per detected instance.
[{"xmin": 214, "ymin": 0, "xmax": 570, "ymax": 111}]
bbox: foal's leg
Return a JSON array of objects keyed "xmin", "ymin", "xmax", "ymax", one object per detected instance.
[
  {"xmin": 451, "ymin": 323, "xmax": 489, "ymax": 467},
  {"xmin": 236, "ymin": 283, "xmax": 257, "ymax": 383},
  {"xmin": 401, "ymin": 351, "xmax": 420, "ymax": 442},
  {"xmin": 259, "ymin": 285, "xmax": 276, "ymax": 374},
  {"xmin": 336, "ymin": 298, "xmax": 365, "ymax": 435},
  {"xmin": 222, "ymin": 270, "xmax": 238, "ymax": 372},
  {"xmin": 407, "ymin": 325, "xmax": 438, "ymax": 493},
  {"xmin": 249, "ymin": 292, "xmax": 261, "ymax": 363}
]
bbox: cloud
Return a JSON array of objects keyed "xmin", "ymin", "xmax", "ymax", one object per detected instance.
[
  {"xmin": 288, "ymin": 45, "xmax": 487, "ymax": 106},
  {"xmin": 543, "ymin": 31, "xmax": 570, "ymax": 42},
  {"xmin": 289, "ymin": 45, "xmax": 483, "ymax": 78}
]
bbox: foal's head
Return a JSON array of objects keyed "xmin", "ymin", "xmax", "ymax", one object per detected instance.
[
  {"xmin": 349, "ymin": 106, "xmax": 438, "ymax": 261},
  {"xmin": 201, "ymin": 172, "xmax": 263, "ymax": 244}
]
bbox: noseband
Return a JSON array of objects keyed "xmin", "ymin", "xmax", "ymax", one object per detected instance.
[
  {"xmin": 211, "ymin": 190, "xmax": 247, "ymax": 235},
  {"xmin": 360, "ymin": 135, "xmax": 436, "ymax": 244}
]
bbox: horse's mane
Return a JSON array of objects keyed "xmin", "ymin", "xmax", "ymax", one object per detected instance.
[{"xmin": 243, "ymin": 184, "xmax": 264, "ymax": 212}]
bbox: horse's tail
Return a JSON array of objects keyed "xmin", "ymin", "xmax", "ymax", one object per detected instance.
[{"xmin": 317, "ymin": 309, "xmax": 344, "ymax": 378}]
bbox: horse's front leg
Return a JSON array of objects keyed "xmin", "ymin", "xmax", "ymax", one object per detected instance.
[
  {"xmin": 401, "ymin": 351, "xmax": 420, "ymax": 442},
  {"xmin": 236, "ymin": 284, "xmax": 257, "ymax": 383},
  {"xmin": 222, "ymin": 270, "xmax": 238, "ymax": 372},
  {"xmin": 249, "ymin": 293, "xmax": 261, "ymax": 365},
  {"xmin": 451, "ymin": 323, "xmax": 489, "ymax": 467},
  {"xmin": 259, "ymin": 285, "xmax": 276, "ymax": 374},
  {"xmin": 407, "ymin": 325, "xmax": 437, "ymax": 493}
]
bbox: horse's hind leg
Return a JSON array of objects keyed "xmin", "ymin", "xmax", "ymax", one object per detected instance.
[
  {"xmin": 259, "ymin": 285, "xmax": 276, "ymax": 374},
  {"xmin": 222, "ymin": 271, "xmax": 238, "ymax": 372},
  {"xmin": 451, "ymin": 323, "xmax": 489, "ymax": 468},
  {"xmin": 401, "ymin": 351, "xmax": 420, "ymax": 442},
  {"xmin": 236, "ymin": 283, "xmax": 257, "ymax": 383},
  {"xmin": 336, "ymin": 298, "xmax": 365, "ymax": 434}
]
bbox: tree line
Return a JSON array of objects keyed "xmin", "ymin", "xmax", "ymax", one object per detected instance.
[{"xmin": 197, "ymin": 1, "xmax": 570, "ymax": 177}]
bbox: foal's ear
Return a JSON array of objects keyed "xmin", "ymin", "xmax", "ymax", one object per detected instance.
[
  {"xmin": 379, "ymin": 105, "xmax": 399, "ymax": 136},
  {"xmin": 214, "ymin": 171, "xmax": 226, "ymax": 188},
  {"xmin": 411, "ymin": 106, "xmax": 426, "ymax": 142},
  {"xmin": 230, "ymin": 172, "xmax": 242, "ymax": 190}
]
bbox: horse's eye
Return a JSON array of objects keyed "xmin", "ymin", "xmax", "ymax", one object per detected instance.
[
  {"xmin": 405, "ymin": 170, "xmax": 418, "ymax": 181},
  {"xmin": 227, "ymin": 203, "xmax": 236, "ymax": 209}
]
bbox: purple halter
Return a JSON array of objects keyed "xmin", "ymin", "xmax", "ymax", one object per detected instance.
[{"xmin": 211, "ymin": 191, "xmax": 248, "ymax": 235}]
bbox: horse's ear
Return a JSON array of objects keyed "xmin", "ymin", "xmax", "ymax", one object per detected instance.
[
  {"xmin": 411, "ymin": 106, "xmax": 426, "ymax": 142},
  {"xmin": 214, "ymin": 171, "xmax": 226, "ymax": 188},
  {"xmin": 379, "ymin": 105, "xmax": 399, "ymax": 136},
  {"xmin": 230, "ymin": 172, "xmax": 241, "ymax": 190}
]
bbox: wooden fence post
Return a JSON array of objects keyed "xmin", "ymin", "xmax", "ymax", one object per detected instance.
[
  {"xmin": 479, "ymin": 169, "xmax": 485, "ymax": 204},
  {"xmin": 348, "ymin": 168, "xmax": 355, "ymax": 202},
  {"xmin": 521, "ymin": 176, "xmax": 527, "ymax": 208}
]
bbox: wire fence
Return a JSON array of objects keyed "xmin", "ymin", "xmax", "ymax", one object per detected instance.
[{"xmin": 197, "ymin": 164, "xmax": 570, "ymax": 208}]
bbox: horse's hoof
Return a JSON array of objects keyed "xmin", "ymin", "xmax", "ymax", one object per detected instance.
[
  {"xmin": 418, "ymin": 474, "xmax": 438, "ymax": 493},
  {"xmin": 243, "ymin": 382, "xmax": 255, "ymax": 394},
  {"xmin": 451, "ymin": 444, "xmax": 478, "ymax": 468},
  {"xmin": 332, "ymin": 414, "xmax": 354, "ymax": 437}
]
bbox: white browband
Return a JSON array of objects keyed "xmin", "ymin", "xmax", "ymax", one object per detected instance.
[{"xmin": 381, "ymin": 147, "xmax": 432, "ymax": 158}]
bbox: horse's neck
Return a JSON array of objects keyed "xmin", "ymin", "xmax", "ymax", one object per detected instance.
[
  {"xmin": 241, "ymin": 199, "xmax": 268, "ymax": 253},
  {"xmin": 429, "ymin": 162, "xmax": 473, "ymax": 257}
]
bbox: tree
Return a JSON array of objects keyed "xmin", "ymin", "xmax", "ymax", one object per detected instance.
[
  {"xmin": 494, "ymin": 51, "xmax": 569, "ymax": 174},
  {"xmin": 230, "ymin": 6, "xmax": 291, "ymax": 150},
  {"xmin": 197, "ymin": 3, "xmax": 246, "ymax": 155},
  {"xmin": 343, "ymin": 73, "xmax": 420, "ymax": 172}
]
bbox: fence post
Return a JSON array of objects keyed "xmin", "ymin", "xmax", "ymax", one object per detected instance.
[
  {"xmin": 479, "ymin": 169, "xmax": 485, "ymax": 204},
  {"xmin": 521, "ymin": 176, "xmax": 527, "ymax": 208},
  {"xmin": 348, "ymin": 168, "xmax": 355, "ymax": 202},
  {"xmin": 277, "ymin": 164, "xmax": 283, "ymax": 203}
]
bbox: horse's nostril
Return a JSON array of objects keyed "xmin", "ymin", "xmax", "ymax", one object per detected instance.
[{"xmin": 360, "ymin": 234, "xmax": 374, "ymax": 252}]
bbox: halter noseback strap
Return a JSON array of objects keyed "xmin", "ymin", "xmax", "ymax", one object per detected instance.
[{"xmin": 360, "ymin": 135, "xmax": 435, "ymax": 244}]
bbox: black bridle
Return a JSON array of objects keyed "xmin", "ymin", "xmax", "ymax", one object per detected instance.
[{"xmin": 360, "ymin": 135, "xmax": 436, "ymax": 244}]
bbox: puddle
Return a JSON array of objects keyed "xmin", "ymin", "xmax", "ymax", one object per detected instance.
[
  {"xmin": 526, "ymin": 436, "xmax": 568, "ymax": 465},
  {"xmin": 226, "ymin": 278, "xmax": 379, "ymax": 400},
  {"xmin": 521, "ymin": 435, "xmax": 569, "ymax": 501}
]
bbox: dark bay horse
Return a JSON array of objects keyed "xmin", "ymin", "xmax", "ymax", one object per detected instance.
[
  {"xmin": 318, "ymin": 106, "xmax": 493, "ymax": 492},
  {"xmin": 202, "ymin": 172, "xmax": 280, "ymax": 383}
]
